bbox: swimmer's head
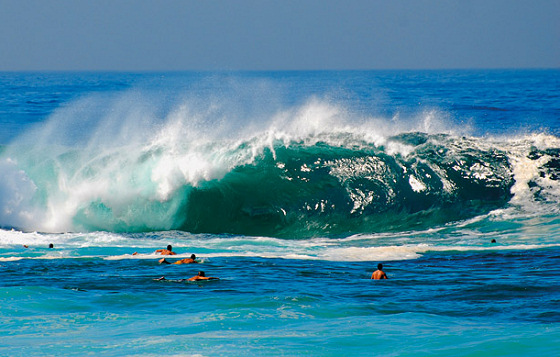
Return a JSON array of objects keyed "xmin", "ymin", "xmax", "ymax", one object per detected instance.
[
  {"xmin": 378, "ymin": 263, "xmax": 383, "ymax": 270},
  {"xmin": 167, "ymin": 245, "xmax": 172, "ymax": 251},
  {"xmin": 191, "ymin": 254, "xmax": 196, "ymax": 260},
  {"xmin": 198, "ymin": 271, "xmax": 205, "ymax": 277}
]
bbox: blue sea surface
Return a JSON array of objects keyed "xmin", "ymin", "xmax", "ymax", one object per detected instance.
[{"xmin": 0, "ymin": 70, "xmax": 559, "ymax": 356}]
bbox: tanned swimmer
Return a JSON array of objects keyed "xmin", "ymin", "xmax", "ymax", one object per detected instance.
[
  {"xmin": 155, "ymin": 271, "xmax": 219, "ymax": 282},
  {"xmin": 159, "ymin": 254, "xmax": 198, "ymax": 265},
  {"xmin": 155, "ymin": 245, "xmax": 177, "ymax": 256},
  {"xmin": 371, "ymin": 263, "xmax": 388, "ymax": 280},
  {"xmin": 186, "ymin": 271, "xmax": 218, "ymax": 281}
]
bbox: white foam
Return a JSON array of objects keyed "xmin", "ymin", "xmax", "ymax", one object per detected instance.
[
  {"xmin": 409, "ymin": 175, "xmax": 427, "ymax": 192},
  {"xmin": 10, "ymin": 242, "xmax": 559, "ymax": 262},
  {"xmin": 0, "ymin": 229, "xmax": 51, "ymax": 247},
  {"xmin": 500, "ymin": 133, "xmax": 560, "ymax": 215}
]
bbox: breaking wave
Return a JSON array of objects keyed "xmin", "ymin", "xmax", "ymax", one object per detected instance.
[{"xmin": 0, "ymin": 89, "xmax": 558, "ymax": 237}]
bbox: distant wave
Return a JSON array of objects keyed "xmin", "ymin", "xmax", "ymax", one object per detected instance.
[{"xmin": 0, "ymin": 91, "xmax": 559, "ymax": 237}]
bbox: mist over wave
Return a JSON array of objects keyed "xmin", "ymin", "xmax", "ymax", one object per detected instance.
[{"xmin": 1, "ymin": 85, "xmax": 559, "ymax": 237}]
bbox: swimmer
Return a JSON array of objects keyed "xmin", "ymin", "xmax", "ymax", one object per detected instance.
[
  {"xmin": 371, "ymin": 263, "xmax": 388, "ymax": 280},
  {"xmin": 48, "ymin": 243, "xmax": 54, "ymax": 249},
  {"xmin": 155, "ymin": 245, "xmax": 176, "ymax": 256},
  {"xmin": 491, "ymin": 239, "xmax": 497, "ymax": 243},
  {"xmin": 159, "ymin": 254, "xmax": 198, "ymax": 265},
  {"xmin": 155, "ymin": 271, "xmax": 218, "ymax": 282},
  {"xmin": 187, "ymin": 271, "xmax": 219, "ymax": 281}
]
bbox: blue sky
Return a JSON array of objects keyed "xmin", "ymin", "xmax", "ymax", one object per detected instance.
[{"xmin": 0, "ymin": 0, "xmax": 558, "ymax": 71}]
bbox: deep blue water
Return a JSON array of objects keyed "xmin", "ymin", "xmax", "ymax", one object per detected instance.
[{"xmin": 0, "ymin": 70, "xmax": 559, "ymax": 356}]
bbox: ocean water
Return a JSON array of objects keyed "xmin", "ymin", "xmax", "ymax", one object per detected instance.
[{"xmin": 0, "ymin": 70, "xmax": 559, "ymax": 356}]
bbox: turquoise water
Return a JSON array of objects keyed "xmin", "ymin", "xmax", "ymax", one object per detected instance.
[
  {"xmin": 0, "ymin": 70, "xmax": 559, "ymax": 356},
  {"xmin": 2, "ymin": 244, "xmax": 559, "ymax": 356}
]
